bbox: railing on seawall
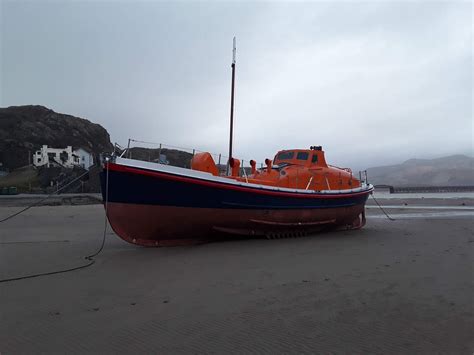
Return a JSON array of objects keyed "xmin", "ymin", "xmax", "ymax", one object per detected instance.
[{"xmin": 393, "ymin": 185, "xmax": 474, "ymax": 193}]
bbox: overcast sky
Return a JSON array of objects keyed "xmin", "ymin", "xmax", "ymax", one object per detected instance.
[{"xmin": 1, "ymin": 0, "xmax": 472, "ymax": 169}]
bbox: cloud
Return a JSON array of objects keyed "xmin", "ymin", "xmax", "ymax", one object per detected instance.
[{"xmin": 1, "ymin": 0, "xmax": 472, "ymax": 169}]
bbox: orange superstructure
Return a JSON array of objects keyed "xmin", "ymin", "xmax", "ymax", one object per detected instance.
[{"xmin": 191, "ymin": 146, "xmax": 360, "ymax": 191}]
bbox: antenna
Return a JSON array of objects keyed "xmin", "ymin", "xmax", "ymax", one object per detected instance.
[
  {"xmin": 227, "ymin": 37, "xmax": 236, "ymax": 174},
  {"xmin": 232, "ymin": 36, "xmax": 236, "ymax": 64}
]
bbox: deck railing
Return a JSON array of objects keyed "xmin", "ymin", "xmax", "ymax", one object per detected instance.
[
  {"xmin": 112, "ymin": 139, "xmax": 371, "ymax": 186},
  {"xmin": 113, "ymin": 138, "xmax": 264, "ymax": 178}
]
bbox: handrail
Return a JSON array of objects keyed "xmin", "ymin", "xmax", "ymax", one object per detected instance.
[{"xmin": 122, "ymin": 137, "xmax": 266, "ymax": 176}]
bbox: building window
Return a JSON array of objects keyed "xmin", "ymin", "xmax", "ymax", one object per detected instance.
[
  {"xmin": 296, "ymin": 152, "xmax": 309, "ymax": 160},
  {"xmin": 59, "ymin": 151, "xmax": 69, "ymax": 163}
]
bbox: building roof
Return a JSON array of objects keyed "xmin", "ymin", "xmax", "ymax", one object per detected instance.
[{"xmin": 73, "ymin": 147, "xmax": 93, "ymax": 154}]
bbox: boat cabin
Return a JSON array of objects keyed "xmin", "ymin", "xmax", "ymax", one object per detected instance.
[
  {"xmin": 273, "ymin": 146, "xmax": 328, "ymax": 168},
  {"xmin": 191, "ymin": 146, "xmax": 360, "ymax": 191}
]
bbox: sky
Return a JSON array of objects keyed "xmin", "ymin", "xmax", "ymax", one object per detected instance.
[{"xmin": 1, "ymin": 0, "xmax": 472, "ymax": 170}]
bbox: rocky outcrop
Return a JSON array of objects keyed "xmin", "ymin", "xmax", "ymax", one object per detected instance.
[{"xmin": 0, "ymin": 105, "xmax": 113, "ymax": 170}]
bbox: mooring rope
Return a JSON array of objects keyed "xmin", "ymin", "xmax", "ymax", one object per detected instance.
[
  {"xmin": 370, "ymin": 193, "xmax": 396, "ymax": 221},
  {"xmin": 0, "ymin": 170, "xmax": 90, "ymax": 223},
  {"xmin": 85, "ymin": 163, "xmax": 108, "ymax": 260},
  {"xmin": 0, "ymin": 165, "xmax": 110, "ymax": 283}
]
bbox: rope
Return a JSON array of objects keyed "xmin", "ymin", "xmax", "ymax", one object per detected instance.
[
  {"xmin": 0, "ymin": 260, "xmax": 96, "ymax": 283},
  {"xmin": 370, "ymin": 193, "xmax": 396, "ymax": 221},
  {"xmin": 0, "ymin": 169, "xmax": 90, "ymax": 223},
  {"xmin": 85, "ymin": 164, "xmax": 108, "ymax": 259},
  {"xmin": 0, "ymin": 165, "xmax": 110, "ymax": 283}
]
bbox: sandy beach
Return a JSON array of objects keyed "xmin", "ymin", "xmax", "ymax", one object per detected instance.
[{"xmin": 0, "ymin": 195, "xmax": 473, "ymax": 353}]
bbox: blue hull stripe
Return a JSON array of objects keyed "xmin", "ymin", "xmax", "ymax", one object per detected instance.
[{"xmin": 101, "ymin": 168, "xmax": 370, "ymax": 210}]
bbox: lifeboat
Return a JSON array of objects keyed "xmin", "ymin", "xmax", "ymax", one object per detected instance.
[
  {"xmin": 100, "ymin": 146, "xmax": 373, "ymax": 246},
  {"xmin": 100, "ymin": 39, "xmax": 373, "ymax": 246}
]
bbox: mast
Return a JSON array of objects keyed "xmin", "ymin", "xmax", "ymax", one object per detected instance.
[{"xmin": 228, "ymin": 37, "xmax": 236, "ymax": 174}]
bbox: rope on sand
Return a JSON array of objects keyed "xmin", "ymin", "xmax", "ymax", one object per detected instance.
[
  {"xmin": 370, "ymin": 193, "xmax": 396, "ymax": 221},
  {"xmin": 0, "ymin": 165, "xmax": 109, "ymax": 283},
  {"xmin": 0, "ymin": 170, "xmax": 90, "ymax": 223}
]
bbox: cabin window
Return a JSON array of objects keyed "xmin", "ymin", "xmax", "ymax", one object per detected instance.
[
  {"xmin": 312, "ymin": 154, "xmax": 318, "ymax": 163},
  {"xmin": 276, "ymin": 151, "xmax": 294, "ymax": 160},
  {"xmin": 296, "ymin": 152, "xmax": 309, "ymax": 161}
]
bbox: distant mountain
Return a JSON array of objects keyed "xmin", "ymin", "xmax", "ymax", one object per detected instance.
[
  {"xmin": 0, "ymin": 105, "xmax": 113, "ymax": 170},
  {"xmin": 2, "ymin": 105, "xmax": 472, "ymax": 190},
  {"xmin": 367, "ymin": 155, "xmax": 474, "ymax": 186}
]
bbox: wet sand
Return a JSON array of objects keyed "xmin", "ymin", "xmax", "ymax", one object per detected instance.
[{"xmin": 0, "ymin": 198, "xmax": 473, "ymax": 353}]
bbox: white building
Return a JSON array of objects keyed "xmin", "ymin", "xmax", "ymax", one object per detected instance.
[
  {"xmin": 74, "ymin": 148, "xmax": 94, "ymax": 170},
  {"xmin": 33, "ymin": 145, "xmax": 94, "ymax": 170}
]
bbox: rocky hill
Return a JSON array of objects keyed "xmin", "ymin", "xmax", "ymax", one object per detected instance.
[
  {"xmin": 0, "ymin": 105, "xmax": 113, "ymax": 170},
  {"xmin": 367, "ymin": 155, "xmax": 474, "ymax": 186}
]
